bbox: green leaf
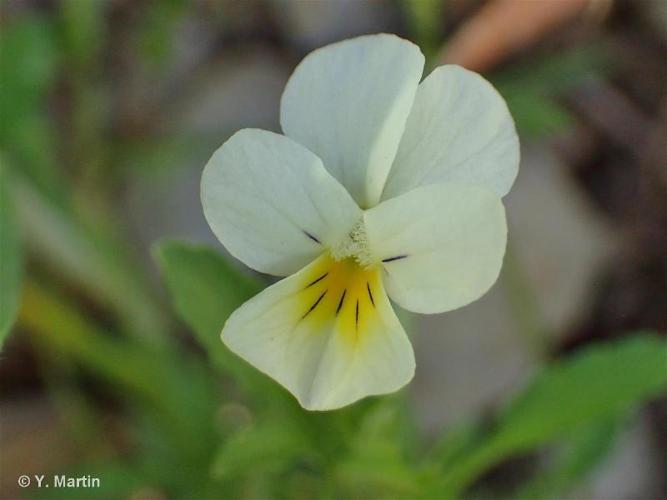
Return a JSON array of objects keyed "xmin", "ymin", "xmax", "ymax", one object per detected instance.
[
  {"xmin": 153, "ymin": 239, "xmax": 291, "ymax": 402},
  {"xmin": 153, "ymin": 240, "xmax": 261, "ymax": 359},
  {"xmin": 0, "ymin": 14, "xmax": 66, "ymax": 204},
  {"xmin": 152, "ymin": 240, "xmax": 383, "ymax": 461},
  {"xmin": 493, "ymin": 46, "xmax": 609, "ymax": 96},
  {"xmin": 335, "ymin": 400, "xmax": 423, "ymax": 497},
  {"xmin": 0, "ymin": 167, "xmax": 22, "ymax": 345},
  {"xmin": 0, "ymin": 15, "xmax": 57, "ymax": 112},
  {"xmin": 492, "ymin": 45, "xmax": 609, "ymax": 139},
  {"xmin": 514, "ymin": 417, "xmax": 624, "ymax": 500},
  {"xmin": 211, "ymin": 419, "xmax": 310, "ymax": 481},
  {"xmin": 335, "ymin": 439, "xmax": 422, "ymax": 498},
  {"xmin": 492, "ymin": 334, "xmax": 667, "ymax": 451},
  {"xmin": 502, "ymin": 89, "xmax": 574, "ymax": 139},
  {"xmin": 439, "ymin": 334, "xmax": 667, "ymax": 496},
  {"xmin": 22, "ymin": 280, "xmax": 174, "ymax": 404},
  {"xmin": 22, "ymin": 279, "xmax": 220, "ymax": 462},
  {"xmin": 428, "ymin": 419, "xmax": 487, "ymax": 472}
]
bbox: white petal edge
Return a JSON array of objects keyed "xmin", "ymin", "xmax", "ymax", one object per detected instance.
[
  {"xmin": 201, "ymin": 129, "xmax": 361, "ymax": 276},
  {"xmin": 222, "ymin": 254, "xmax": 415, "ymax": 411},
  {"xmin": 365, "ymin": 183, "xmax": 507, "ymax": 314},
  {"xmin": 382, "ymin": 65, "xmax": 519, "ymax": 201},
  {"xmin": 281, "ymin": 34, "xmax": 425, "ymax": 209}
]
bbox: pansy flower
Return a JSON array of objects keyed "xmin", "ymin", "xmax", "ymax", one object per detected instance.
[{"xmin": 201, "ymin": 34, "xmax": 519, "ymax": 410}]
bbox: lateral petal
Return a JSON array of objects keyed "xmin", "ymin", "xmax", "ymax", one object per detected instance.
[
  {"xmin": 365, "ymin": 183, "xmax": 507, "ymax": 314},
  {"xmin": 201, "ymin": 129, "xmax": 361, "ymax": 276}
]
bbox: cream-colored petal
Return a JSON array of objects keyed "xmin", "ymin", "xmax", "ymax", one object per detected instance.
[
  {"xmin": 280, "ymin": 34, "xmax": 424, "ymax": 208},
  {"xmin": 201, "ymin": 129, "xmax": 361, "ymax": 276},
  {"xmin": 364, "ymin": 183, "xmax": 507, "ymax": 314},
  {"xmin": 222, "ymin": 254, "xmax": 414, "ymax": 410},
  {"xmin": 382, "ymin": 65, "xmax": 519, "ymax": 200}
]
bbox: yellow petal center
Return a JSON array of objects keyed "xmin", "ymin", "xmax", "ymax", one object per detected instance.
[{"xmin": 296, "ymin": 254, "xmax": 382, "ymax": 344}]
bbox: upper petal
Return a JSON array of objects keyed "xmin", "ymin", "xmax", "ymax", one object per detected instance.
[
  {"xmin": 364, "ymin": 183, "xmax": 507, "ymax": 314},
  {"xmin": 382, "ymin": 65, "xmax": 519, "ymax": 201},
  {"xmin": 201, "ymin": 129, "xmax": 361, "ymax": 276},
  {"xmin": 222, "ymin": 254, "xmax": 415, "ymax": 410},
  {"xmin": 280, "ymin": 34, "xmax": 425, "ymax": 208}
]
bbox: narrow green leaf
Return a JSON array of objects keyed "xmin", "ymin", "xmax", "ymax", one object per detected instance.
[
  {"xmin": 0, "ymin": 15, "xmax": 57, "ymax": 114},
  {"xmin": 0, "ymin": 167, "xmax": 22, "ymax": 345},
  {"xmin": 152, "ymin": 239, "xmax": 288, "ymax": 401},
  {"xmin": 153, "ymin": 240, "xmax": 261, "ymax": 357},
  {"xmin": 515, "ymin": 417, "xmax": 624, "ymax": 500},
  {"xmin": 0, "ymin": 14, "xmax": 66, "ymax": 204},
  {"xmin": 492, "ymin": 45, "xmax": 609, "ymax": 96},
  {"xmin": 439, "ymin": 334, "xmax": 667, "ymax": 496},
  {"xmin": 492, "ymin": 45, "xmax": 609, "ymax": 139},
  {"xmin": 22, "ymin": 280, "xmax": 219, "ymax": 460},
  {"xmin": 21, "ymin": 280, "xmax": 171, "ymax": 404},
  {"xmin": 492, "ymin": 334, "xmax": 667, "ymax": 452}
]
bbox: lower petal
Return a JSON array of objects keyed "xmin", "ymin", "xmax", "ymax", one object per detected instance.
[{"xmin": 221, "ymin": 254, "xmax": 415, "ymax": 410}]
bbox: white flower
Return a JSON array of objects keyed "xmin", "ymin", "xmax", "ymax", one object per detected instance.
[{"xmin": 201, "ymin": 34, "xmax": 519, "ymax": 411}]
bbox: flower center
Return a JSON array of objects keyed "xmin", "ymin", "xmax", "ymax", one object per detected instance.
[
  {"xmin": 330, "ymin": 218, "xmax": 373, "ymax": 267},
  {"xmin": 296, "ymin": 253, "xmax": 382, "ymax": 344}
]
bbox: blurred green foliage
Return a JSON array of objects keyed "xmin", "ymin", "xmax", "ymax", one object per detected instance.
[
  {"xmin": 402, "ymin": 0, "xmax": 443, "ymax": 63},
  {"xmin": 493, "ymin": 334, "xmax": 665, "ymax": 450},
  {"xmin": 514, "ymin": 417, "xmax": 624, "ymax": 499},
  {"xmin": 17, "ymin": 236, "xmax": 667, "ymax": 499},
  {"xmin": 0, "ymin": 3, "xmax": 665, "ymax": 500},
  {"xmin": 155, "ymin": 241, "xmax": 261, "ymax": 372},
  {"xmin": 493, "ymin": 46, "xmax": 610, "ymax": 138},
  {"xmin": 153, "ymin": 243, "xmax": 667, "ymax": 499},
  {"xmin": 0, "ymin": 164, "xmax": 22, "ymax": 344},
  {"xmin": 434, "ymin": 334, "xmax": 667, "ymax": 496},
  {"xmin": 0, "ymin": 13, "xmax": 64, "ymax": 205},
  {"xmin": 401, "ymin": 0, "xmax": 609, "ymax": 139}
]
